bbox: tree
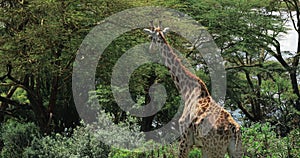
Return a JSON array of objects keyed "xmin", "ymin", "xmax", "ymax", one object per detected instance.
[
  {"xmin": 94, "ymin": 29, "xmax": 181, "ymax": 135},
  {"xmin": 176, "ymin": 0, "xmax": 300, "ymax": 130},
  {"xmin": 0, "ymin": 0, "xmax": 133, "ymax": 132},
  {"xmin": 278, "ymin": 0, "xmax": 300, "ymax": 111}
]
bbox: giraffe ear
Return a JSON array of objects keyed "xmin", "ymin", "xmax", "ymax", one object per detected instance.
[
  {"xmin": 162, "ymin": 27, "xmax": 169, "ymax": 34},
  {"xmin": 143, "ymin": 28, "xmax": 153, "ymax": 35}
]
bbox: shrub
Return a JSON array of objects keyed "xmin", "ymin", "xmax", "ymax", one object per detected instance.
[
  {"xmin": 0, "ymin": 119, "xmax": 111, "ymax": 158},
  {"xmin": 109, "ymin": 143, "xmax": 179, "ymax": 158},
  {"xmin": 242, "ymin": 122, "xmax": 300, "ymax": 158},
  {"xmin": 0, "ymin": 119, "xmax": 40, "ymax": 158},
  {"xmin": 108, "ymin": 142, "xmax": 203, "ymax": 158},
  {"xmin": 287, "ymin": 128, "xmax": 300, "ymax": 158},
  {"xmin": 23, "ymin": 125, "xmax": 110, "ymax": 158},
  {"xmin": 189, "ymin": 148, "xmax": 201, "ymax": 158}
]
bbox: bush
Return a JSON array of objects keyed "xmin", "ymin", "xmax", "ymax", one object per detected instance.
[
  {"xmin": 23, "ymin": 125, "xmax": 110, "ymax": 158},
  {"xmin": 188, "ymin": 148, "xmax": 201, "ymax": 158},
  {"xmin": 108, "ymin": 142, "xmax": 203, "ymax": 158},
  {"xmin": 2, "ymin": 119, "xmax": 298, "ymax": 158},
  {"xmin": 286, "ymin": 128, "xmax": 300, "ymax": 158},
  {"xmin": 0, "ymin": 119, "xmax": 111, "ymax": 158},
  {"xmin": 109, "ymin": 144, "xmax": 179, "ymax": 158},
  {"xmin": 242, "ymin": 122, "xmax": 300, "ymax": 158},
  {"xmin": 0, "ymin": 119, "xmax": 40, "ymax": 158}
]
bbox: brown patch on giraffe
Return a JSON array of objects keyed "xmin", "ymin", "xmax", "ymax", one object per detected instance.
[{"xmin": 166, "ymin": 59, "xmax": 172, "ymax": 67}]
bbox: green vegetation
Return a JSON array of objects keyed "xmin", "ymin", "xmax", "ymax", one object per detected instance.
[
  {"xmin": 0, "ymin": 0, "xmax": 299, "ymax": 157},
  {"xmin": 0, "ymin": 121, "xmax": 299, "ymax": 157}
]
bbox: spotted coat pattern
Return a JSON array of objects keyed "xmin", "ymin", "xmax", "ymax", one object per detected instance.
[{"xmin": 144, "ymin": 21, "xmax": 243, "ymax": 158}]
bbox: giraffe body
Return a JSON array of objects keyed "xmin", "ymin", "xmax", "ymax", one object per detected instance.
[
  {"xmin": 144, "ymin": 21, "xmax": 242, "ymax": 158},
  {"xmin": 179, "ymin": 96, "xmax": 242, "ymax": 158}
]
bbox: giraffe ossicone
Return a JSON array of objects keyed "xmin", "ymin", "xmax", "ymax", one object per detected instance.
[
  {"xmin": 144, "ymin": 21, "xmax": 243, "ymax": 158},
  {"xmin": 144, "ymin": 21, "xmax": 169, "ymax": 53}
]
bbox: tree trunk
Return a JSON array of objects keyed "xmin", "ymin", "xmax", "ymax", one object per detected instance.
[{"xmin": 25, "ymin": 75, "xmax": 48, "ymax": 132}]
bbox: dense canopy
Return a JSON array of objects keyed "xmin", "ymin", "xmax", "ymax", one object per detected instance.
[{"xmin": 0, "ymin": 0, "xmax": 299, "ymax": 157}]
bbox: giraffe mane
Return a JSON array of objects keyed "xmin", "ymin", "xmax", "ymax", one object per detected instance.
[{"xmin": 156, "ymin": 31, "xmax": 210, "ymax": 95}]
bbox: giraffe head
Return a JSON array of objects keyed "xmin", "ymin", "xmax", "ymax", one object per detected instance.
[{"xmin": 144, "ymin": 21, "xmax": 169, "ymax": 52}]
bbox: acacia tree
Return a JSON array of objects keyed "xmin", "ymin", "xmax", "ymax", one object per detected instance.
[
  {"xmin": 0, "ymin": 0, "xmax": 133, "ymax": 132},
  {"xmin": 279, "ymin": 0, "xmax": 300, "ymax": 111},
  {"xmin": 176, "ymin": 0, "xmax": 299, "ymax": 130}
]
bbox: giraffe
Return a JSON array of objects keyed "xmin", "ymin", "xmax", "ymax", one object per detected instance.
[{"xmin": 144, "ymin": 21, "xmax": 242, "ymax": 158}]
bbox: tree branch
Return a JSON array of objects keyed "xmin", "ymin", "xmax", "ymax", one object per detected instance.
[
  {"xmin": 0, "ymin": 96, "xmax": 29, "ymax": 107},
  {"xmin": 284, "ymin": 0, "xmax": 299, "ymax": 32},
  {"xmin": 236, "ymin": 100, "xmax": 256, "ymax": 121},
  {"xmin": 0, "ymin": 63, "xmax": 22, "ymax": 84},
  {"xmin": 226, "ymin": 64, "xmax": 263, "ymax": 70}
]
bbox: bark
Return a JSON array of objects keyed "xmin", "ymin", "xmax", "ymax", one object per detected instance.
[
  {"xmin": 245, "ymin": 70, "xmax": 263, "ymax": 121},
  {"xmin": 0, "ymin": 86, "xmax": 18, "ymax": 110},
  {"xmin": 0, "ymin": 96, "xmax": 29, "ymax": 108},
  {"xmin": 25, "ymin": 75, "xmax": 48, "ymax": 132},
  {"xmin": 48, "ymin": 74, "xmax": 58, "ymax": 125}
]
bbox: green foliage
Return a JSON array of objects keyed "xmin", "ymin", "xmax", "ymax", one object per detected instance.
[
  {"xmin": 0, "ymin": 0, "xmax": 141, "ymax": 132},
  {"xmin": 288, "ymin": 128, "xmax": 300, "ymax": 157},
  {"xmin": 1, "ymin": 119, "xmax": 299, "ymax": 158},
  {"xmin": 109, "ymin": 144, "xmax": 179, "ymax": 158},
  {"xmin": 106, "ymin": 122, "xmax": 300, "ymax": 158},
  {"xmin": 188, "ymin": 148, "xmax": 201, "ymax": 158},
  {"xmin": 0, "ymin": 119, "xmax": 113, "ymax": 158},
  {"xmin": 0, "ymin": 0, "xmax": 299, "ymax": 157},
  {"xmin": 242, "ymin": 123, "xmax": 300, "ymax": 157},
  {"xmin": 108, "ymin": 143, "xmax": 204, "ymax": 158},
  {"xmin": 109, "ymin": 148, "xmax": 148, "ymax": 158},
  {"xmin": 93, "ymin": 110, "xmax": 147, "ymax": 150},
  {"xmin": 0, "ymin": 120, "xmax": 40, "ymax": 158},
  {"xmin": 23, "ymin": 125, "xmax": 110, "ymax": 158},
  {"xmin": 11, "ymin": 88, "xmax": 29, "ymax": 104}
]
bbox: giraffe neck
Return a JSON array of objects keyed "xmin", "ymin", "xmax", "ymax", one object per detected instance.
[{"xmin": 157, "ymin": 32, "xmax": 210, "ymax": 101}]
